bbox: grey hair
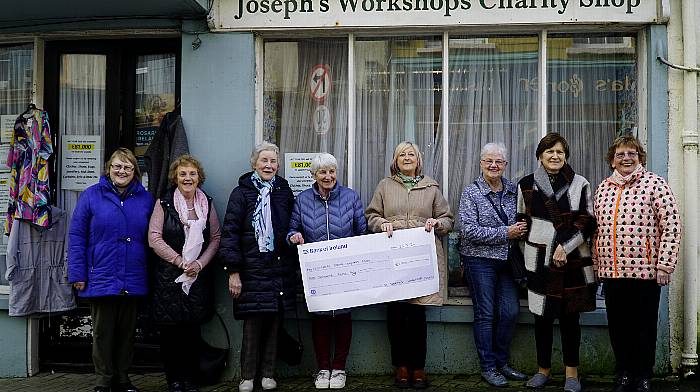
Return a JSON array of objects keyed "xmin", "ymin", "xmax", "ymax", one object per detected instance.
[
  {"xmin": 480, "ymin": 142, "xmax": 508, "ymax": 161},
  {"xmin": 250, "ymin": 141, "xmax": 280, "ymax": 168},
  {"xmin": 310, "ymin": 153, "xmax": 338, "ymax": 176}
]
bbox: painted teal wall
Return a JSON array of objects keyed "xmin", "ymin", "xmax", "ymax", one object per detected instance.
[
  {"xmin": 179, "ymin": 22, "xmax": 256, "ymax": 381},
  {"xmin": 0, "ymin": 299, "xmax": 28, "ymax": 377}
]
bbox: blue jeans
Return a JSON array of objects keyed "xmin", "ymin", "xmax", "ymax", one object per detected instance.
[{"xmin": 463, "ymin": 255, "xmax": 520, "ymax": 371}]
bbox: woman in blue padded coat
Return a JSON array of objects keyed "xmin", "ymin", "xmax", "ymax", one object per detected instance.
[
  {"xmin": 288, "ymin": 153, "xmax": 367, "ymax": 390},
  {"xmin": 67, "ymin": 148, "xmax": 154, "ymax": 392}
]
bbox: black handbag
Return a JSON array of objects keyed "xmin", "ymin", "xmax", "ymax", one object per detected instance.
[
  {"xmin": 197, "ymin": 312, "xmax": 231, "ymax": 386},
  {"xmin": 277, "ymin": 306, "xmax": 304, "ymax": 366}
]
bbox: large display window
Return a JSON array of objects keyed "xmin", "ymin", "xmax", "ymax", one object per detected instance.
[{"xmin": 261, "ymin": 31, "xmax": 639, "ymax": 300}]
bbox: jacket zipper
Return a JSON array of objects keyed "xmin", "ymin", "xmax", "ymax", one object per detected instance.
[
  {"xmin": 323, "ymin": 197, "xmax": 333, "ymax": 316},
  {"xmin": 646, "ymin": 237, "xmax": 652, "ymax": 264},
  {"xmin": 612, "ymin": 185, "xmax": 623, "ymax": 277}
]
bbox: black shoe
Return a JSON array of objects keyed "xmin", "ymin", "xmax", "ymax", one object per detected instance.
[
  {"xmin": 636, "ymin": 378, "xmax": 652, "ymax": 392},
  {"xmin": 612, "ymin": 372, "xmax": 633, "ymax": 392},
  {"xmin": 94, "ymin": 387, "xmax": 111, "ymax": 392},
  {"xmin": 498, "ymin": 364, "xmax": 527, "ymax": 381},
  {"xmin": 117, "ymin": 383, "xmax": 140, "ymax": 392},
  {"xmin": 168, "ymin": 381, "xmax": 185, "ymax": 392},
  {"xmin": 185, "ymin": 382, "xmax": 200, "ymax": 392}
]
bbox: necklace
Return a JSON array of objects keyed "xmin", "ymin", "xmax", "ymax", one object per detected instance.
[{"xmin": 187, "ymin": 207, "xmax": 195, "ymax": 212}]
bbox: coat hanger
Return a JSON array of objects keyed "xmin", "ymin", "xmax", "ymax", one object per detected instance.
[{"xmin": 21, "ymin": 103, "xmax": 40, "ymax": 118}]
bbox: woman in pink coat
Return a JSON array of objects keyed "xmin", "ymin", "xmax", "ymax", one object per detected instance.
[{"xmin": 593, "ymin": 135, "xmax": 682, "ymax": 392}]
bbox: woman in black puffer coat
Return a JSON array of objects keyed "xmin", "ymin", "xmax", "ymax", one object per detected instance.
[
  {"xmin": 218, "ymin": 142, "xmax": 296, "ymax": 392},
  {"xmin": 149, "ymin": 155, "xmax": 221, "ymax": 392}
]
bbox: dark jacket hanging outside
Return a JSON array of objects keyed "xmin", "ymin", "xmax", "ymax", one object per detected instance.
[{"xmin": 144, "ymin": 112, "xmax": 190, "ymax": 199}]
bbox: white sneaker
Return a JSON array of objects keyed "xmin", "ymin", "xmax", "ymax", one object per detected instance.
[
  {"xmin": 315, "ymin": 370, "xmax": 331, "ymax": 389},
  {"xmin": 261, "ymin": 377, "xmax": 277, "ymax": 390},
  {"xmin": 329, "ymin": 370, "xmax": 346, "ymax": 389},
  {"xmin": 239, "ymin": 379, "xmax": 254, "ymax": 392}
]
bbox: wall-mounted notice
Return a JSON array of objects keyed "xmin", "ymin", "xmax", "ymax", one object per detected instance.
[
  {"xmin": 61, "ymin": 135, "xmax": 102, "ymax": 191},
  {"xmin": 1, "ymin": 115, "xmax": 15, "ymax": 144},
  {"xmin": 0, "ymin": 144, "xmax": 9, "ymax": 172},
  {"xmin": 285, "ymin": 152, "xmax": 317, "ymax": 196}
]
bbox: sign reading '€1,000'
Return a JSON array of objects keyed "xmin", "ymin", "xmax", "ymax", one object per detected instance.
[{"xmin": 214, "ymin": 0, "xmax": 658, "ymax": 30}]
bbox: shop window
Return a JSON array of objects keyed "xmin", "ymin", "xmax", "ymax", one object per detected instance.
[
  {"xmin": 354, "ymin": 36, "xmax": 443, "ymax": 205},
  {"xmin": 446, "ymin": 36, "xmax": 539, "ymax": 297},
  {"xmin": 548, "ymin": 34, "xmax": 637, "ymax": 190},
  {"xmin": 134, "ymin": 54, "xmax": 177, "ymax": 175},
  {"xmin": 263, "ymin": 39, "xmax": 348, "ymax": 194},
  {"xmin": 260, "ymin": 31, "xmax": 639, "ymax": 301},
  {"xmin": 0, "ymin": 43, "xmax": 33, "ymax": 289}
]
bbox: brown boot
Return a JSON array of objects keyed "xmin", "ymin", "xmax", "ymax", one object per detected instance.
[
  {"xmin": 412, "ymin": 369, "xmax": 429, "ymax": 389},
  {"xmin": 394, "ymin": 366, "xmax": 410, "ymax": 389}
]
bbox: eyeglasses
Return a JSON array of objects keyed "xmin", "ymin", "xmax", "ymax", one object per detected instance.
[
  {"xmin": 481, "ymin": 159, "xmax": 507, "ymax": 167},
  {"xmin": 614, "ymin": 151, "xmax": 639, "ymax": 159},
  {"xmin": 110, "ymin": 163, "xmax": 135, "ymax": 173}
]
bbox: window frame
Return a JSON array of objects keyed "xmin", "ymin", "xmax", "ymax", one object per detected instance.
[{"xmin": 257, "ymin": 27, "xmax": 647, "ymax": 304}]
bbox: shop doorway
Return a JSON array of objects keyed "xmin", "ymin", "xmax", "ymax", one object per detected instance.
[{"xmin": 39, "ymin": 38, "xmax": 180, "ymax": 371}]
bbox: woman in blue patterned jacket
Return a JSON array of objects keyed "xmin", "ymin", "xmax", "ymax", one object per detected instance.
[
  {"xmin": 288, "ymin": 153, "xmax": 367, "ymax": 390},
  {"xmin": 459, "ymin": 142, "xmax": 528, "ymax": 388}
]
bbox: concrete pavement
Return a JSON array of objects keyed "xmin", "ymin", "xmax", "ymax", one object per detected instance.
[{"xmin": 1, "ymin": 372, "xmax": 699, "ymax": 392}]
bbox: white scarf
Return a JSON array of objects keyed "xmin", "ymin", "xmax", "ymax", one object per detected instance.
[{"xmin": 173, "ymin": 187, "xmax": 208, "ymax": 295}]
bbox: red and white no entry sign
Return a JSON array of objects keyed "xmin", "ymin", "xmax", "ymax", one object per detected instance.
[{"xmin": 309, "ymin": 64, "xmax": 331, "ymax": 101}]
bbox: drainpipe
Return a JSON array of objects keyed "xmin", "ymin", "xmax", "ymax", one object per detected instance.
[
  {"xmin": 680, "ymin": 0, "xmax": 698, "ymax": 376},
  {"xmin": 659, "ymin": 0, "xmax": 700, "ymax": 377}
]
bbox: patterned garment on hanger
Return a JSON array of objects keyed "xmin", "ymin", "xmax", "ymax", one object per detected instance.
[{"xmin": 5, "ymin": 109, "xmax": 53, "ymax": 234}]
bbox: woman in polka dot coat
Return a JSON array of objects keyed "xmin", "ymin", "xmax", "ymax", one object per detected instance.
[{"xmin": 592, "ymin": 135, "xmax": 681, "ymax": 392}]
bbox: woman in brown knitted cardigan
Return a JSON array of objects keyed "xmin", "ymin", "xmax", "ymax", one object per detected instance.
[{"xmin": 365, "ymin": 141, "xmax": 454, "ymax": 389}]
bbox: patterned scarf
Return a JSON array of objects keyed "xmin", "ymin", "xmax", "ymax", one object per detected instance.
[
  {"xmin": 397, "ymin": 172, "xmax": 423, "ymax": 190},
  {"xmin": 251, "ymin": 172, "xmax": 275, "ymax": 253}
]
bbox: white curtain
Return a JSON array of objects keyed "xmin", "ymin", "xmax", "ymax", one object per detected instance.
[
  {"xmin": 265, "ymin": 40, "xmax": 348, "ymax": 182},
  {"xmin": 354, "ymin": 37, "xmax": 442, "ymax": 206},
  {"xmin": 548, "ymin": 35, "xmax": 637, "ymax": 189},
  {"xmin": 446, "ymin": 37, "xmax": 540, "ymax": 220},
  {"xmin": 58, "ymin": 54, "xmax": 106, "ymax": 225}
]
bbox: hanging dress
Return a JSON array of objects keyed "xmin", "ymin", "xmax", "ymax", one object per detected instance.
[{"xmin": 5, "ymin": 109, "xmax": 53, "ymax": 234}]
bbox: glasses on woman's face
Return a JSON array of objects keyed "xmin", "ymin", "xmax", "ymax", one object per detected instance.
[
  {"xmin": 111, "ymin": 163, "xmax": 135, "ymax": 173},
  {"xmin": 614, "ymin": 151, "xmax": 639, "ymax": 159},
  {"xmin": 481, "ymin": 159, "xmax": 506, "ymax": 167}
]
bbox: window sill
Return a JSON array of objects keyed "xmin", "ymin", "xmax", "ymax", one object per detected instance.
[{"xmin": 288, "ymin": 301, "xmax": 609, "ymax": 326}]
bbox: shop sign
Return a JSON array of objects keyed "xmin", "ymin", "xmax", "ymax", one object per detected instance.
[
  {"xmin": 285, "ymin": 152, "xmax": 317, "ymax": 196},
  {"xmin": 61, "ymin": 135, "xmax": 102, "ymax": 191},
  {"xmin": 212, "ymin": 0, "xmax": 660, "ymax": 30}
]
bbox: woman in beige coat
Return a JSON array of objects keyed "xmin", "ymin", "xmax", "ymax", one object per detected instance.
[{"xmin": 366, "ymin": 141, "xmax": 454, "ymax": 389}]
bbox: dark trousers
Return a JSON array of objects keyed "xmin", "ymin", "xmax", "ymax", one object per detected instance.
[
  {"xmin": 91, "ymin": 297, "xmax": 139, "ymax": 387},
  {"xmin": 534, "ymin": 312, "xmax": 581, "ymax": 369},
  {"xmin": 160, "ymin": 323, "xmax": 201, "ymax": 384},
  {"xmin": 604, "ymin": 279, "xmax": 661, "ymax": 379},
  {"xmin": 387, "ymin": 302, "xmax": 427, "ymax": 369},
  {"xmin": 312, "ymin": 313, "xmax": 353, "ymax": 371},
  {"xmin": 463, "ymin": 256, "xmax": 520, "ymax": 371},
  {"xmin": 241, "ymin": 312, "xmax": 282, "ymax": 379}
]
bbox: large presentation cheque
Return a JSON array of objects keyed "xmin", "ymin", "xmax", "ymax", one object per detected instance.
[{"xmin": 298, "ymin": 227, "xmax": 439, "ymax": 312}]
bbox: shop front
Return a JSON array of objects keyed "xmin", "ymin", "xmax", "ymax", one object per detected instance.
[{"xmin": 1, "ymin": 0, "xmax": 692, "ymax": 381}]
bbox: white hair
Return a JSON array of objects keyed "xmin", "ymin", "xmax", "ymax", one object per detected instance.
[
  {"xmin": 250, "ymin": 141, "xmax": 280, "ymax": 168},
  {"xmin": 480, "ymin": 142, "xmax": 507, "ymax": 161},
  {"xmin": 310, "ymin": 153, "xmax": 338, "ymax": 176}
]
